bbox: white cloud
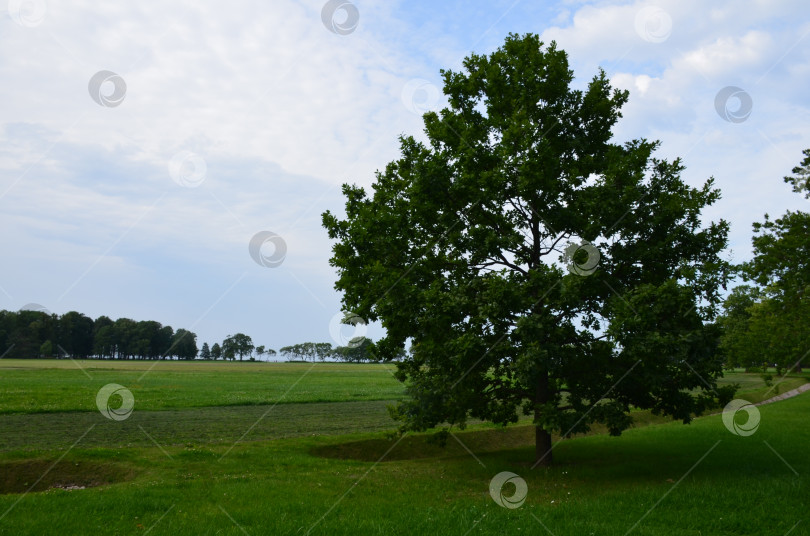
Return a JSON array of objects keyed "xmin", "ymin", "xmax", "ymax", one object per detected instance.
[
  {"xmin": 1, "ymin": 0, "xmax": 809, "ymax": 346},
  {"xmin": 0, "ymin": 0, "xmax": 434, "ymax": 188},
  {"xmin": 678, "ymin": 31, "xmax": 773, "ymax": 78}
]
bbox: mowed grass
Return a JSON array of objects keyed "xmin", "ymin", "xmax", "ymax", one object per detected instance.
[
  {"xmin": 1, "ymin": 360, "xmax": 798, "ymax": 414},
  {"xmin": 0, "ymin": 359, "xmax": 404, "ymax": 413},
  {"xmin": 0, "ymin": 360, "xmax": 807, "ymax": 535}
]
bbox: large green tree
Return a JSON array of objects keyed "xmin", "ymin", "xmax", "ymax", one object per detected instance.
[{"xmin": 323, "ymin": 34, "xmax": 733, "ymax": 465}]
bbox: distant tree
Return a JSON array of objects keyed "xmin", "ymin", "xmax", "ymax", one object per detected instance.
[
  {"xmin": 284, "ymin": 343, "xmax": 305, "ymax": 361},
  {"xmin": 303, "ymin": 342, "xmax": 318, "ymax": 362},
  {"xmin": 134, "ymin": 321, "xmax": 154, "ymax": 359},
  {"xmin": 0, "ymin": 311, "xmax": 11, "ymax": 357},
  {"xmin": 92, "ymin": 316, "xmax": 114, "ymax": 358},
  {"xmin": 221, "ymin": 337, "xmax": 236, "ymax": 361},
  {"xmin": 222, "ymin": 333, "xmax": 254, "ymax": 361},
  {"xmin": 333, "ymin": 338, "xmax": 373, "ymax": 362},
  {"xmin": 747, "ymin": 298, "xmax": 808, "ymax": 375},
  {"xmin": 93, "ymin": 325, "xmax": 115, "ymax": 359},
  {"xmin": 717, "ymin": 286, "xmax": 764, "ymax": 369},
  {"xmin": 22, "ymin": 310, "xmax": 57, "ymax": 359},
  {"xmin": 255, "ymin": 345, "xmax": 265, "ymax": 360},
  {"xmin": 57, "ymin": 311, "xmax": 94, "ymax": 358},
  {"xmin": 93, "ymin": 315, "xmax": 113, "ymax": 334},
  {"xmin": 39, "ymin": 340, "xmax": 53, "ymax": 359},
  {"xmin": 315, "ymin": 342, "xmax": 333, "ymax": 361},
  {"xmin": 717, "ymin": 285, "xmax": 763, "ymax": 368},
  {"xmin": 171, "ymin": 329, "xmax": 198, "ymax": 360},
  {"xmin": 200, "ymin": 342, "xmax": 212, "ymax": 360},
  {"xmin": 155, "ymin": 325, "xmax": 175, "ymax": 358},
  {"xmin": 211, "ymin": 342, "xmax": 222, "ymax": 360},
  {"xmin": 732, "ymin": 149, "xmax": 810, "ymax": 374},
  {"xmin": 265, "ymin": 348, "xmax": 277, "ymax": 360}
]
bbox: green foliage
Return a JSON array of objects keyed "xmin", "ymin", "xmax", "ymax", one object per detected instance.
[
  {"xmin": 718, "ymin": 148, "xmax": 810, "ymax": 374},
  {"xmin": 279, "ymin": 342, "xmax": 340, "ymax": 362},
  {"xmin": 782, "ymin": 147, "xmax": 810, "ymax": 198},
  {"xmin": 222, "ymin": 333, "xmax": 254, "ymax": 361},
  {"xmin": 39, "ymin": 339, "xmax": 53, "ymax": 358},
  {"xmin": 332, "ymin": 337, "xmax": 374, "ymax": 362},
  {"xmin": 171, "ymin": 329, "xmax": 199, "ymax": 360},
  {"xmin": 717, "ymin": 285, "xmax": 763, "ymax": 369},
  {"xmin": 323, "ymin": 34, "xmax": 731, "ymax": 463}
]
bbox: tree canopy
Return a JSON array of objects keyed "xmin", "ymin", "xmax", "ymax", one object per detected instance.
[{"xmin": 323, "ymin": 34, "xmax": 733, "ymax": 465}]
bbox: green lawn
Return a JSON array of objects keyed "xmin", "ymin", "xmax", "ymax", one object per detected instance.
[
  {"xmin": 0, "ymin": 359, "xmax": 404, "ymax": 413},
  {"xmin": 0, "ymin": 360, "xmax": 807, "ymax": 535}
]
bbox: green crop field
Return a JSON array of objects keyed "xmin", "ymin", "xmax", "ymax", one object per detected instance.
[{"xmin": 0, "ymin": 360, "xmax": 807, "ymax": 535}]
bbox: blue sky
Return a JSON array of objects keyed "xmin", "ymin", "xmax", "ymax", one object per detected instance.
[{"xmin": 1, "ymin": 0, "xmax": 809, "ymax": 353}]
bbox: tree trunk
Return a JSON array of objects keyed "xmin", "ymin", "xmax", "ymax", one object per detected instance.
[
  {"xmin": 535, "ymin": 425, "xmax": 552, "ymax": 466},
  {"xmin": 534, "ymin": 369, "xmax": 552, "ymax": 466}
]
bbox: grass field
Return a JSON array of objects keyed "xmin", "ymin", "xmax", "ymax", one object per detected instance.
[
  {"xmin": 0, "ymin": 360, "xmax": 403, "ymax": 413},
  {"xmin": 0, "ymin": 360, "xmax": 807, "ymax": 535}
]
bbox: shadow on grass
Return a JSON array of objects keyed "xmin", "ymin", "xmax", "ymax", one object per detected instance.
[
  {"xmin": 312, "ymin": 379, "xmax": 810, "ymax": 469},
  {"xmin": 311, "ymin": 425, "xmax": 537, "ymax": 462},
  {"xmin": 310, "ymin": 408, "xmax": 678, "ymax": 463}
]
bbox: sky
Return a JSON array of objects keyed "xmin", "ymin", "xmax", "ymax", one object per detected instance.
[{"xmin": 1, "ymin": 0, "xmax": 809, "ymax": 354}]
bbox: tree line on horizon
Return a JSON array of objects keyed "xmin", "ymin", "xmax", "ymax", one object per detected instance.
[
  {"xmin": 199, "ymin": 337, "xmax": 388, "ymax": 362},
  {"xmin": 0, "ymin": 310, "xmax": 199, "ymax": 360},
  {"xmin": 0, "ymin": 309, "xmax": 384, "ymax": 363}
]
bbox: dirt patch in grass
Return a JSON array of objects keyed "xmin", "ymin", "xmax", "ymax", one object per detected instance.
[{"xmin": 0, "ymin": 459, "xmax": 136, "ymax": 494}]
